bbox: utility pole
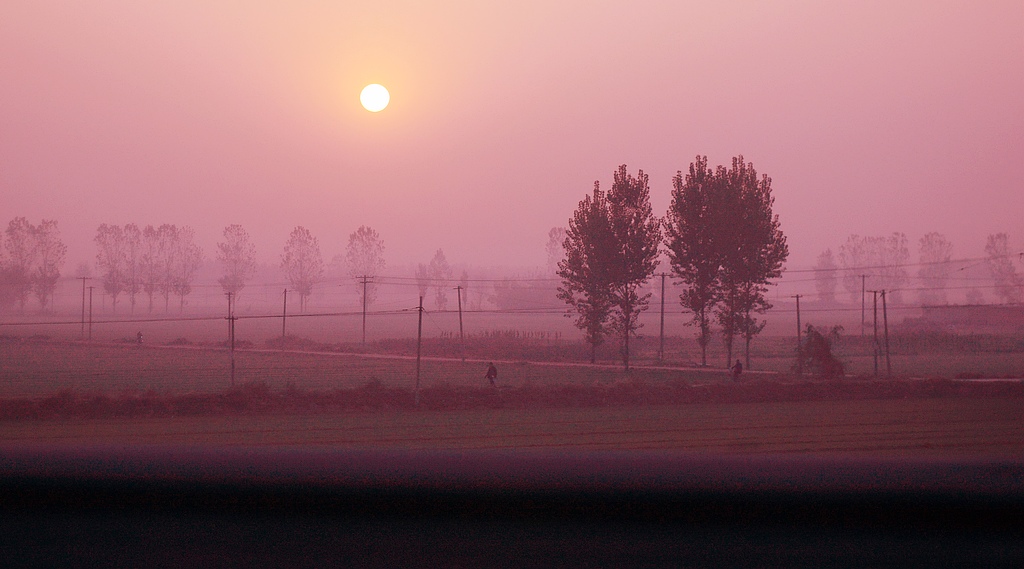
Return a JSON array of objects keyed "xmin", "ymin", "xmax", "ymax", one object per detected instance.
[
  {"xmin": 658, "ymin": 273, "xmax": 666, "ymax": 363},
  {"xmin": 227, "ymin": 292, "xmax": 236, "ymax": 386},
  {"xmin": 87, "ymin": 286, "xmax": 94, "ymax": 341},
  {"xmin": 79, "ymin": 277, "xmax": 88, "ymax": 339},
  {"xmin": 871, "ymin": 290, "xmax": 879, "ymax": 378},
  {"xmin": 881, "ymin": 290, "xmax": 891, "ymax": 378},
  {"xmin": 861, "ymin": 274, "xmax": 866, "ymax": 337},
  {"xmin": 456, "ymin": 285, "xmax": 465, "ymax": 362},
  {"xmin": 364, "ymin": 274, "xmax": 372, "ymax": 341},
  {"xmin": 281, "ymin": 289, "xmax": 288, "ymax": 339},
  {"xmin": 794, "ymin": 294, "xmax": 802, "ymax": 378},
  {"xmin": 415, "ymin": 296, "xmax": 423, "ymax": 407}
]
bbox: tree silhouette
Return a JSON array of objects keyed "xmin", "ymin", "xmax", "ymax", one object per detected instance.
[
  {"xmin": 558, "ymin": 182, "xmax": 615, "ymax": 363},
  {"xmin": 917, "ymin": 232, "xmax": 953, "ymax": 305},
  {"xmin": 664, "ymin": 157, "xmax": 720, "ymax": 366},
  {"xmin": 171, "ymin": 226, "xmax": 203, "ymax": 311},
  {"xmin": 813, "ymin": 249, "xmax": 838, "ymax": 305},
  {"xmin": 123, "ymin": 224, "xmax": 142, "ymax": 313},
  {"xmin": 985, "ymin": 233, "xmax": 1022, "ymax": 304},
  {"xmin": 5, "ymin": 217, "xmax": 37, "ymax": 311},
  {"xmin": 345, "ymin": 226, "xmax": 385, "ymax": 307},
  {"xmin": 605, "ymin": 165, "xmax": 662, "ymax": 371},
  {"xmin": 30, "ymin": 220, "xmax": 67, "ymax": 312},
  {"xmin": 217, "ymin": 224, "xmax": 257, "ymax": 296},
  {"xmin": 94, "ymin": 223, "xmax": 127, "ymax": 313},
  {"xmin": 428, "ymin": 249, "xmax": 452, "ymax": 310},
  {"xmin": 715, "ymin": 156, "xmax": 788, "ymax": 369},
  {"xmin": 545, "ymin": 227, "xmax": 566, "ymax": 274},
  {"xmin": 281, "ymin": 226, "xmax": 323, "ymax": 312}
]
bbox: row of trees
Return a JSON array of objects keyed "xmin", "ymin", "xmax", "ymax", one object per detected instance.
[
  {"xmin": 85, "ymin": 223, "xmax": 385, "ymax": 314},
  {"xmin": 94, "ymin": 224, "xmax": 204, "ymax": 313},
  {"xmin": 0, "ymin": 217, "xmax": 68, "ymax": 311},
  {"xmin": 558, "ymin": 157, "xmax": 788, "ymax": 370},
  {"xmin": 814, "ymin": 232, "xmax": 1023, "ymax": 306}
]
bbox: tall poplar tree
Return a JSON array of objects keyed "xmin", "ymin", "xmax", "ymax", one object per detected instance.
[
  {"xmin": 605, "ymin": 165, "xmax": 662, "ymax": 371},
  {"xmin": 665, "ymin": 156, "xmax": 788, "ymax": 369},
  {"xmin": 281, "ymin": 226, "xmax": 324, "ymax": 312},
  {"xmin": 558, "ymin": 165, "xmax": 661, "ymax": 370},
  {"xmin": 664, "ymin": 157, "xmax": 720, "ymax": 366},
  {"xmin": 716, "ymin": 156, "xmax": 788, "ymax": 369},
  {"xmin": 558, "ymin": 182, "xmax": 615, "ymax": 363},
  {"xmin": 218, "ymin": 224, "xmax": 258, "ymax": 296}
]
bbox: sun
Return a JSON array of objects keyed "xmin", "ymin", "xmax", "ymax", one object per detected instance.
[{"xmin": 360, "ymin": 84, "xmax": 390, "ymax": 112}]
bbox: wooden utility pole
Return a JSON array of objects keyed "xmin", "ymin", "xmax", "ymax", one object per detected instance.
[
  {"xmin": 87, "ymin": 286, "xmax": 94, "ymax": 340},
  {"xmin": 658, "ymin": 273, "xmax": 666, "ymax": 363},
  {"xmin": 861, "ymin": 274, "xmax": 866, "ymax": 337},
  {"xmin": 456, "ymin": 285, "xmax": 465, "ymax": 362},
  {"xmin": 871, "ymin": 290, "xmax": 879, "ymax": 378},
  {"xmin": 794, "ymin": 294, "xmax": 802, "ymax": 378},
  {"xmin": 881, "ymin": 290, "xmax": 891, "ymax": 378},
  {"xmin": 361, "ymin": 276, "xmax": 369, "ymax": 345},
  {"xmin": 415, "ymin": 296, "xmax": 423, "ymax": 407},
  {"xmin": 227, "ymin": 292, "xmax": 236, "ymax": 386},
  {"xmin": 281, "ymin": 289, "xmax": 288, "ymax": 339},
  {"xmin": 79, "ymin": 277, "xmax": 88, "ymax": 339}
]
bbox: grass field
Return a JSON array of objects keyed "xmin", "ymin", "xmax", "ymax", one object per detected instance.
[
  {"xmin": 1, "ymin": 336, "xmax": 1022, "ymax": 454},
  {"xmin": 2, "ymin": 398, "xmax": 1021, "ymax": 456}
]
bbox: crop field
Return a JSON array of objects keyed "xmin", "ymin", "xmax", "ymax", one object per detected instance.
[{"xmin": 1, "ymin": 335, "xmax": 1023, "ymax": 455}]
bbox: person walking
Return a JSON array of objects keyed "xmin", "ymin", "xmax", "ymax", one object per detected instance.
[
  {"xmin": 485, "ymin": 362, "xmax": 498, "ymax": 386},
  {"xmin": 730, "ymin": 359, "xmax": 743, "ymax": 382}
]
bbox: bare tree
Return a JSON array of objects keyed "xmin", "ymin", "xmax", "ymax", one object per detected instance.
[
  {"xmin": 838, "ymin": 234, "xmax": 871, "ymax": 304},
  {"xmin": 428, "ymin": 249, "xmax": 452, "ymax": 310},
  {"xmin": 139, "ymin": 225, "xmax": 161, "ymax": 312},
  {"xmin": 345, "ymin": 226, "xmax": 385, "ymax": 307},
  {"xmin": 123, "ymin": 223, "xmax": 142, "ymax": 313},
  {"xmin": 877, "ymin": 232, "xmax": 910, "ymax": 304},
  {"xmin": 217, "ymin": 224, "xmax": 257, "ymax": 296},
  {"xmin": 5, "ymin": 217, "xmax": 37, "ymax": 311},
  {"xmin": 30, "ymin": 220, "xmax": 67, "ymax": 311},
  {"xmin": 415, "ymin": 263, "xmax": 431, "ymax": 300},
  {"xmin": 281, "ymin": 226, "xmax": 323, "ymax": 312},
  {"xmin": 813, "ymin": 249, "xmax": 838, "ymax": 304},
  {"xmin": 156, "ymin": 224, "xmax": 179, "ymax": 312},
  {"xmin": 0, "ymin": 232, "xmax": 14, "ymax": 311},
  {"xmin": 171, "ymin": 226, "xmax": 203, "ymax": 311},
  {"xmin": 94, "ymin": 223, "xmax": 127, "ymax": 313},
  {"xmin": 839, "ymin": 233, "xmax": 909, "ymax": 304},
  {"xmin": 985, "ymin": 233, "xmax": 1022, "ymax": 304},
  {"xmin": 545, "ymin": 227, "xmax": 566, "ymax": 274},
  {"xmin": 917, "ymin": 232, "xmax": 953, "ymax": 305}
]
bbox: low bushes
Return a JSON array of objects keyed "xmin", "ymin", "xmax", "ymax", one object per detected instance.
[{"xmin": 2, "ymin": 377, "xmax": 1022, "ymax": 420}]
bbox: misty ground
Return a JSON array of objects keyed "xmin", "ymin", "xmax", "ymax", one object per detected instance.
[{"xmin": 1, "ymin": 335, "xmax": 1022, "ymax": 454}]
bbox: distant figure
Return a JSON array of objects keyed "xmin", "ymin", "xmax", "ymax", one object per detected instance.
[
  {"xmin": 485, "ymin": 362, "xmax": 498, "ymax": 386},
  {"xmin": 137, "ymin": 331, "xmax": 143, "ymax": 345},
  {"xmin": 730, "ymin": 359, "xmax": 742, "ymax": 382}
]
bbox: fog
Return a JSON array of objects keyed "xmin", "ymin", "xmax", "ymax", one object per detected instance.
[{"xmin": 3, "ymin": 1, "xmax": 1023, "ymax": 274}]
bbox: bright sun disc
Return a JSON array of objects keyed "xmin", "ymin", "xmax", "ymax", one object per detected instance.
[{"xmin": 360, "ymin": 84, "xmax": 390, "ymax": 112}]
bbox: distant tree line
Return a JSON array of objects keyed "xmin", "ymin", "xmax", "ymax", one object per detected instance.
[
  {"xmin": 814, "ymin": 231, "xmax": 1023, "ymax": 307},
  {"xmin": 558, "ymin": 157, "xmax": 788, "ymax": 370}
]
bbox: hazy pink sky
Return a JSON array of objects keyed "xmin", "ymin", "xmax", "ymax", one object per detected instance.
[{"xmin": 3, "ymin": 1, "xmax": 1023, "ymax": 271}]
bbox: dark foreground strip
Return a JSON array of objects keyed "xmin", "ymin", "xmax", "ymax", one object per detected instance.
[{"xmin": 1, "ymin": 448, "xmax": 1022, "ymax": 567}]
